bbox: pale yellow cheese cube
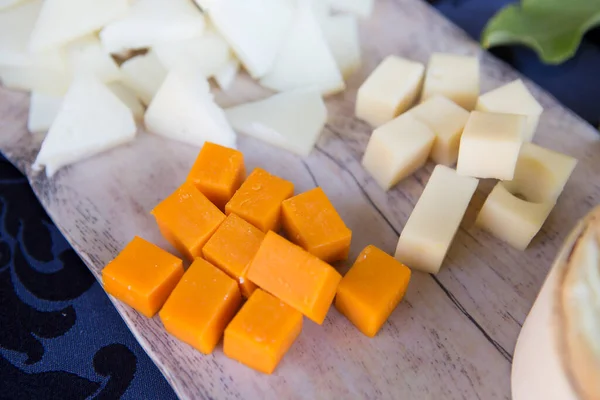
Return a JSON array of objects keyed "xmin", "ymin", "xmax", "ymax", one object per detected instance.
[
  {"xmin": 421, "ymin": 53, "xmax": 479, "ymax": 110},
  {"xmin": 355, "ymin": 56, "xmax": 424, "ymax": 127},
  {"xmin": 476, "ymin": 79, "xmax": 543, "ymax": 142},
  {"xmin": 503, "ymin": 142, "xmax": 577, "ymax": 204},
  {"xmin": 407, "ymin": 95, "xmax": 469, "ymax": 166},
  {"xmin": 476, "ymin": 142, "xmax": 577, "ymax": 250},
  {"xmin": 476, "ymin": 183, "xmax": 554, "ymax": 251},
  {"xmin": 395, "ymin": 165, "xmax": 478, "ymax": 274},
  {"xmin": 362, "ymin": 114, "xmax": 435, "ymax": 191},
  {"xmin": 456, "ymin": 111, "xmax": 525, "ymax": 180}
]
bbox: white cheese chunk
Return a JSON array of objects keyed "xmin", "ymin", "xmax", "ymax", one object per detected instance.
[
  {"xmin": 321, "ymin": 14, "xmax": 361, "ymax": 78},
  {"xmin": 154, "ymin": 31, "xmax": 230, "ymax": 77},
  {"xmin": 214, "ymin": 56, "xmax": 239, "ymax": 90},
  {"xmin": 0, "ymin": 0, "xmax": 70, "ymax": 94},
  {"xmin": 205, "ymin": 0, "xmax": 294, "ymax": 79},
  {"xmin": 99, "ymin": 0, "xmax": 205, "ymax": 54},
  {"xmin": 476, "ymin": 79, "xmax": 543, "ymax": 141},
  {"xmin": 225, "ymin": 89, "xmax": 326, "ymax": 156},
  {"xmin": 29, "ymin": 0, "xmax": 129, "ymax": 52},
  {"xmin": 421, "ymin": 53, "xmax": 479, "ymax": 110},
  {"xmin": 27, "ymin": 92, "xmax": 63, "ymax": 133},
  {"xmin": 456, "ymin": 111, "xmax": 525, "ymax": 180},
  {"xmin": 477, "ymin": 142, "xmax": 576, "ymax": 250},
  {"xmin": 395, "ymin": 165, "xmax": 478, "ymax": 274},
  {"xmin": 0, "ymin": 0, "xmax": 42, "ymax": 66},
  {"xmin": 503, "ymin": 143, "xmax": 577, "ymax": 204},
  {"xmin": 33, "ymin": 74, "xmax": 136, "ymax": 177},
  {"xmin": 144, "ymin": 69, "xmax": 236, "ymax": 149},
  {"xmin": 260, "ymin": 0, "xmax": 344, "ymax": 95},
  {"xmin": 355, "ymin": 56, "xmax": 424, "ymax": 127},
  {"xmin": 107, "ymin": 82, "xmax": 144, "ymax": 120},
  {"xmin": 66, "ymin": 35, "xmax": 121, "ymax": 83},
  {"xmin": 407, "ymin": 95, "xmax": 469, "ymax": 166},
  {"xmin": 476, "ymin": 183, "xmax": 555, "ymax": 251},
  {"xmin": 327, "ymin": 0, "xmax": 373, "ymax": 18},
  {"xmin": 362, "ymin": 114, "xmax": 435, "ymax": 190},
  {"xmin": 120, "ymin": 50, "xmax": 166, "ymax": 105},
  {"xmin": 0, "ymin": 0, "xmax": 25, "ymax": 10}
]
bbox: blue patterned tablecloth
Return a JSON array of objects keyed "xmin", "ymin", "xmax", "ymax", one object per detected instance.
[{"xmin": 1, "ymin": 1, "xmax": 598, "ymax": 398}]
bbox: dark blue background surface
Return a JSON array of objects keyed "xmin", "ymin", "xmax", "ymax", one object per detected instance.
[{"xmin": 1, "ymin": 0, "xmax": 598, "ymax": 398}]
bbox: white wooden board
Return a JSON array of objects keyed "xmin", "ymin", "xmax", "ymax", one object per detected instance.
[{"xmin": 1, "ymin": 0, "xmax": 600, "ymax": 398}]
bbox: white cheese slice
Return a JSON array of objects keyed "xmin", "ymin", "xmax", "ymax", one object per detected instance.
[
  {"xmin": 355, "ymin": 55, "xmax": 424, "ymax": 127},
  {"xmin": 27, "ymin": 91, "xmax": 63, "ymax": 133},
  {"xmin": 0, "ymin": 0, "xmax": 25, "ymax": 10},
  {"xmin": 214, "ymin": 57, "xmax": 239, "ymax": 90},
  {"xmin": 29, "ymin": 0, "xmax": 129, "ymax": 52},
  {"xmin": 204, "ymin": 0, "xmax": 294, "ymax": 79},
  {"xmin": 327, "ymin": 0, "xmax": 373, "ymax": 18},
  {"xmin": 362, "ymin": 114, "xmax": 435, "ymax": 190},
  {"xmin": 259, "ymin": 0, "xmax": 344, "ymax": 95},
  {"xmin": 407, "ymin": 95, "xmax": 469, "ymax": 166},
  {"xmin": 154, "ymin": 30, "xmax": 230, "ymax": 77},
  {"xmin": 225, "ymin": 89, "xmax": 326, "ymax": 156},
  {"xmin": 456, "ymin": 111, "xmax": 525, "ymax": 180},
  {"xmin": 66, "ymin": 35, "xmax": 121, "ymax": 83},
  {"xmin": 107, "ymin": 82, "xmax": 144, "ymax": 120},
  {"xmin": 100, "ymin": 0, "xmax": 205, "ymax": 54},
  {"xmin": 395, "ymin": 165, "xmax": 478, "ymax": 274},
  {"xmin": 321, "ymin": 14, "xmax": 361, "ymax": 79},
  {"xmin": 421, "ymin": 53, "xmax": 480, "ymax": 110},
  {"xmin": 120, "ymin": 50, "xmax": 167, "ymax": 105},
  {"xmin": 33, "ymin": 74, "xmax": 137, "ymax": 177},
  {"xmin": 144, "ymin": 68, "xmax": 236, "ymax": 149},
  {"xmin": 476, "ymin": 79, "xmax": 543, "ymax": 141},
  {"xmin": 0, "ymin": 0, "xmax": 43, "ymax": 66}
]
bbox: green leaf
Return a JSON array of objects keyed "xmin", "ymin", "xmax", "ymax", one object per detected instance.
[{"xmin": 481, "ymin": 0, "xmax": 600, "ymax": 64}]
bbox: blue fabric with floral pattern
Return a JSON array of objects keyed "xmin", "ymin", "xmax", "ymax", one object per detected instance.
[{"xmin": 1, "ymin": 0, "xmax": 598, "ymax": 398}]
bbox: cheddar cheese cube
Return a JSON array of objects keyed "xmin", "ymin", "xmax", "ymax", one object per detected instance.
[
  {"xmin": 224, "ymin": 289, "xmax": 302, "ymax": 374},
  {"xmin": 247, "ymin": 231, "xmax": 342, "ymax": 324},
  {"xmin": 281, "ymin": 187, "xmax": 352, "ymax": 263},
  {"xmin": 151, "ymin": 181, "xmax": 226, "ymax": 260},
  {"xmin": 421, "ymin": 53, "xmax": 479, "ymax": 110},
  {"xmin": 202, "ymin": 213, "xmax": 264, "ymax": 298},
  {"xmin": 335, "ymin": 245, "xmax": 411, "ymax": 337},
  {"xmin": 225, "ymin": 168, "xmax": 294, "ymax": 232},
  {"xmin": 186, "ymin": 142, "xmax": 246, "ymax": 210},
  {"xmin": 102, "ymin": 236, "xmax": 184, "ymax": 318},
  {"xmin": 159, "ymin": 258, "xmax": 242, "ymax": 354}
]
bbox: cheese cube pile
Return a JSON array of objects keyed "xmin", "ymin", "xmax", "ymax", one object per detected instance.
[
  {"xmin": 102, "ymin": 141, "xmax": 413, "ymax": 374},
  {"xmin": 355, "ymin": 51, "xmax": 576, "ymax": 274}
]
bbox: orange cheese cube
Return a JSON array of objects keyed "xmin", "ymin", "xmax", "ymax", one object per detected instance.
[
  {"xmin": 151, "ymin": 181, "xmax": 226, "ymax": 260},
  {"xmin": 225, "ymin": 168, "xmax": 294, "ymax": 232},
  {"xmin": 224, "ymin": 289, "xmax": 302, "ymax": 374},
  {"xmin": 247, "ymin": 231, "xmax": 342, "ymax": 324},
  {"xmin": 202, "ymin": 214, "xmax": 264, "ymax": 298},
  {"xmin": 335, "ymin": 245, "xmax": 411, "ymax": 337},
  {"xmin": 102, "ymin": 236, "xmax": 184, "ymax": 318},
  {"xmin": 159, "ymin": 258, "xmax": 242, "ymax": 354},
  {"xmin": 281, "ymin": 187, "xmax": 352, "ymax": 263},
  {"xmin": 186, "ymin": 142, "xmax": 246, "ymax": 210}
]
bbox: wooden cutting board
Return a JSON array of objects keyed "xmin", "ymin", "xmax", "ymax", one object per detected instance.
[{"xmin": 1, "ymin": 0, "xmax": 599, "ymax": 398}]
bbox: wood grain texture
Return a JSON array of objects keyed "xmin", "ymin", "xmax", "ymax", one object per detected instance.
[{"xmin": 1, "ymin": 0, "xmax": 599, "ymax": 398}]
